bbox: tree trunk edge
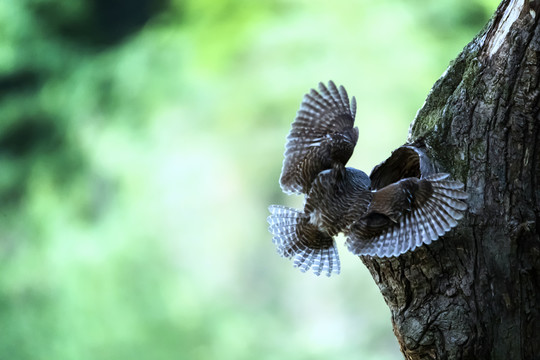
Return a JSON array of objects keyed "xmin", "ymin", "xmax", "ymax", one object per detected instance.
[{"xmin": 361, "ymin": 1, "xmax": 540, "ymax": 359}]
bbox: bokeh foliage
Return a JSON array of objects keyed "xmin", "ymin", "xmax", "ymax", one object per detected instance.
[{"xmin": 0, "ymin": 0, "xmax": 498, "ymax": 359}]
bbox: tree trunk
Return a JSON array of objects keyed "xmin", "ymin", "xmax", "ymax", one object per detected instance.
[{"xmin": 361, "ymin": 0, "xmax": 540, "ymax": 359}]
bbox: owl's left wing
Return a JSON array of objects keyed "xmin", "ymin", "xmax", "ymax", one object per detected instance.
[
  {"xmin": 346, "ymin": 173, "xmax": 468, "ymax": 257},
  {"xmin": 280, "ymin": 81, "xmax": 358, "ymax": 195},
  {"xmin": 267, "ymin": 205, "xmax": 340, "ymax": 276}
]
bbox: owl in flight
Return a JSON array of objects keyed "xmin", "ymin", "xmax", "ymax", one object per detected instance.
[{"xmin": 267, "ymin": 81, "xmax": 467, "ymax": 277}]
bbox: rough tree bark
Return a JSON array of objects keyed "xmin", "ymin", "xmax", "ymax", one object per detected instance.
[{"xmin": 361, "ymin": 0, "xmax": 540, "ymax": 359}]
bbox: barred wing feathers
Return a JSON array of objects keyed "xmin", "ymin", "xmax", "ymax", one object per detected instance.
[
  {"xmin": 267, "ymin": 205, "xmax": 340, "ymax": 276},
  {"xmin": 280, "ymin": 81, "xmax": 358, "ymax": 195},
  {"xmin": 346, "ymin": 173, "xmax": 467, "ymax": 257}
]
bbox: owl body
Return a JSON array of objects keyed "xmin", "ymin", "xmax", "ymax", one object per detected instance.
[
  {"xmin": 305, "ymin": 166, "xmax": 371, "ymax": 236},
  {"xmin": 268, "ymin": 81, "xmax": 468, "ymax": 276}
]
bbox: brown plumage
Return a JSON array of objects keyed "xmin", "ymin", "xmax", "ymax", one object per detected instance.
[
  {"xmin": 304, "ymin": 167, "xmax": 371, "ymax": 236},
  {"xmin": 268, "ymin": 81, "xmax": 468, "ymax": 276},
  {"xmin": 267, "ymin": 167, "xmax": 370, "ymax": 276},
  {"xmin": 267, "ymin": 205, "xmax": 340, "ymax": 276},
  {"xmin": 346, "ymin": 173, "xmax": 467, "ymax": 257},
  {"xmin": 279, "ymin": 81, "xmax": 358, "ymax": 195}
]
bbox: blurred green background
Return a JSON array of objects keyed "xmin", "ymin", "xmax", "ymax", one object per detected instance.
[{"xmin": 0, "ymin": 0, "xmax": 497, "ymax": 359}]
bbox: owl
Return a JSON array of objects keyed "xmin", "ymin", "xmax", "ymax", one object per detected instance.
[{"xmin": 268, "ymin": 81, "xmax": 468, "ymax": 276}]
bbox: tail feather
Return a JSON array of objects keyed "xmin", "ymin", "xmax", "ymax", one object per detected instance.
[
  {"xmin": 346, "ymin": 173, "xmax": 467, "ymax": 257},
  {"xmin": 267, "ymin": 205, "xmax": 340, "ymax": 276}
]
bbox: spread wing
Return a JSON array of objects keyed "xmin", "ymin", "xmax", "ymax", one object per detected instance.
[
  {"xmin": 267, "ymin": 205, "xmax": 340, "ymax": 276},
  {"xmin": 346, "ymin": 173, "xmax": 468, "ymax": 257},
  {"xmin": 280, "ymin": 81, "xmax": 358, "ymax": 195}
]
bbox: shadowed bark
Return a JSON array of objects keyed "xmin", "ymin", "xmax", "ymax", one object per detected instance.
[{"xmin": 361, "ymin": 0, "xmax": 540, "ymax": 358}]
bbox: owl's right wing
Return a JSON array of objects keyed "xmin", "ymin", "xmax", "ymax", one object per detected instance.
[
  {"xmin": 280, "ymin": 81, "xmax": 358, "ymax": 195},
  {"xmin": 346, "ymin": 173, "xmax": 468, "ymax": 257}
]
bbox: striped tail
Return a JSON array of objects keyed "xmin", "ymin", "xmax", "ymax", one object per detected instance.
[
  {"xmin": 346, "ymin": 173, "xmax": 468, "ymax": 257},
  {"xmin": 267, "ymin": 205, "xmax": 340, "ymax": 276}
]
